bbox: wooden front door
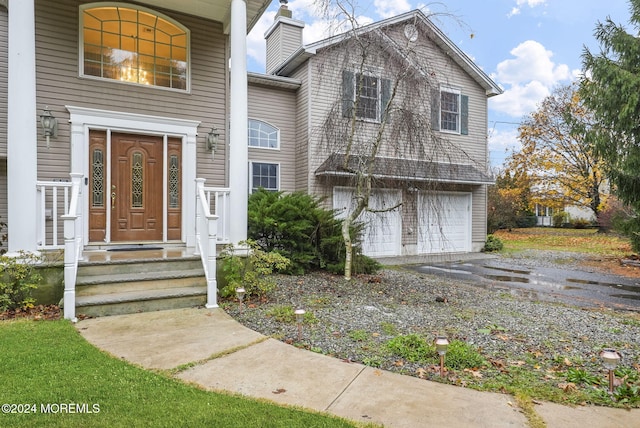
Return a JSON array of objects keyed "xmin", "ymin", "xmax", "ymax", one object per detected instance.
[
  {"xmin": 111, "ymin": 133, "xmax": 163, "ymax": 241},
  {"xmin": 88, "ymin": 130, "xmax": 182, "ymax": 243}
]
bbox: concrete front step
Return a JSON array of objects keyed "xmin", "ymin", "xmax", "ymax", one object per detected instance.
[
  {"xmin": 76, "ymin": 286, "xmax": 207, "ymax": 317},
  {"xmin": 72, "ymin": 253, "xmax": 209, "ymax": 317},
  {"xmin": 77, "ymin": 257, "xmax": 203, "ymax": 277},
  {"xmin": 77, "ymin": 268, "xmax": 206, "ymax": 288}
]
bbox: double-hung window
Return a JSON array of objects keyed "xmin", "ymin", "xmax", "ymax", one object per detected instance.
[
  {"xmin": 250, "ymin": 162, "xmax": 279, "ymax": 192},
  {"xmin": 342, "ymin": 70, "xmax": 391, "ymax": 122},
  {"xmin": 441, "ymin": 89, "xmax": 460, "ymax": 132},
  {"xmin": 432, "ymin": 87, "xmax": 469, "ymax": 135}
]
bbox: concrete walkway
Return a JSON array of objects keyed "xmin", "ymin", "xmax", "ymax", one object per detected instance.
[{"xmin": 77, "ymin": 308, "xmax": 639, "ymax": 428}]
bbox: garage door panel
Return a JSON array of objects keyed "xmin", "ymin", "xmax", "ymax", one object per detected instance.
[
  {"xmin": 334, "ymin": 187, "xmax": 401, "ymax": 257},
  {"xmin": 418, "ymin": 192, "xmax": 471, "ymax": 253}
]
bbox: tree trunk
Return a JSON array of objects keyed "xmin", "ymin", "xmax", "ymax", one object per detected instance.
[{"xmin": 342, "ymin": 218, "xmax": 353, "ymax": 280}]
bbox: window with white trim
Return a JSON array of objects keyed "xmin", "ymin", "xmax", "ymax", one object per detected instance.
[
  {"xmin": 342, "ymin": 70, "xmax": 391, "ymax": 122},
  {"xmin": 248, "ymin": 119, "xmax": 279, "ymax": 149},
  {"xmin": 440, "ymin": 89, "xmax": 460, "ymax": 132},
  {"xmin": 81, "ymin": 4, "xmax": 189, "ymax": 90},
  {"xmin": 431, "ymin": 87, "xmax": 469, "ymax": 135},
  {"xmin": 250, "ymin": 162, "xmax": 279, "ymax": 192}
]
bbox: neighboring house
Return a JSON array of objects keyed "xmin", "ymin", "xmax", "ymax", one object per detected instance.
[
  {"xmin": 531, "ymin": 179, "xmax": 607, "ymax": 226},
  {"xmin": 0, "ymin": 1, "xmax": 500, "ymax": 317},
  {"xmin": 535, "ymin": 203, "xmax": 597, "ymax": 227},
  {"xmin": 249, "ymin": 5, "xmax": 501, "ymax": 256}
]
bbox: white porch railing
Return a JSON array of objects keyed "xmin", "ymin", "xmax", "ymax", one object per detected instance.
[
  {"xmin": 36, "ymin": 175, "xmax": 83, "ymax": 320},
  {"xmin": 36, "ymin": 180, "xmax": 73, "ymax": 249},
  {"xmin": 195, "ymin": 179, "xmax": 220, "ymax": 308},
  {"xmin": 60, "ymin": 173, "xmax": 83, "ymax": 321},
  {"xmin": 202, "ymin": 185, "xmax": 231, "ymax": 244}
]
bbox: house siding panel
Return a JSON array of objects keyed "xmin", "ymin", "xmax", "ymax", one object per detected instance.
[
  {"xmin": 291, "ymin": 63, "xmax": 310, "ymax": 192},
  {"xmin": 34, "ymin": 0, "xmax": 227, "ymax": 185},
  {"xmin": 0, "ymin": 6, "xmax": 7, "ymax": 157},
  {"xmin": 266, "ymin": 19, "xmax": 303, "ymax": 74},
  {"xmin": 248, "ymin": 83, "xmax": 297, "ymax": 192},
  {"xmin": 265, "ymin": 24, "xmax": 282, "ymax": 74},
  {"xmin": 0, "ymin": 159, "xmax": 6, "ymax": 253}
]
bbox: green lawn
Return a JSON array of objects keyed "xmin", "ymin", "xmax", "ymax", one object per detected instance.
[
  {"xmin": 0, "ymin": 319, "xmax": 364, "ymax": 428},
  {"xmin": 494, "ymin": 227, "xmax": 633, "ymax": 257}
]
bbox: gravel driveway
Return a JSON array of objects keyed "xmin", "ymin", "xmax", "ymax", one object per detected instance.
[{"xmin": 225, "ymin": 250, "xmax": 640, "ymax": 406}]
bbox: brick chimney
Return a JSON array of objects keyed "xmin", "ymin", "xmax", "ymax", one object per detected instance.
[{"xmin": 265, "ymin": 0, "xmax": 305, "ymax": 74}]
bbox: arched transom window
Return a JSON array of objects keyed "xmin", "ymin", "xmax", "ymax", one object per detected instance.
[
  {"xmin": 248, "ymin": 119, "xmax": 279, "ymax": 149},
  {"xmin": 81, "ymin": 4, "xmax": 189, "ymax": 90}
]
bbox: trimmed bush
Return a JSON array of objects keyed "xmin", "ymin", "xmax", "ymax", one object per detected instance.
[
  {"xmin": 248, "ymin": 189, "xmax": 380, "ymax": 275},
  {"xmin": 0, "ymin": 252, "xmax": 42, "ymax": 311},
  {"xmin": 483, "ymin": 234, "xmax": 503, "ymax": 252},
  {"xmin": 218, "ymin": 240, "xmax": 291, "ymax": 298}
]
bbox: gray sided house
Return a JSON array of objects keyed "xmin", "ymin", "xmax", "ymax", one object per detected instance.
[
  {"xmin": 0, "ymin": 0, "xmax": 270, "ymax": 318},
  {"xmin": 250, "ymin": 6, "xmax": 501, "ymax": 257},
  {"xmin": 0, "ymin": 1, "xmax": 500, "ymax": 318}
]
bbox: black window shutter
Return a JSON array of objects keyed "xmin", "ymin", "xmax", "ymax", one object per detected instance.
[
  {"xmin": 381, "ymin": 78, "xmax": 391, "ymax": 118},
  {"xmin": 342, "ymin": 70, "xmax": 355, "ymax": 118},
  {"xmin": 431, "ymin": 88, "xmax": 440, "ymax": 131},
  {"xmin": 461, "ymin": 95, "xmax": 469, "ymax": 135}
]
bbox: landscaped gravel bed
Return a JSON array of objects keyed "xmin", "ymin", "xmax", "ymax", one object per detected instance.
[{"xmin": 223, "ymin": 251, "xmax": 640, "ymax": 405}]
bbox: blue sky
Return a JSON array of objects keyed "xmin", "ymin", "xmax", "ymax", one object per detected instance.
[{"xmin": 246, "ymin": 0, "xmax": 632, "ymax": 168}]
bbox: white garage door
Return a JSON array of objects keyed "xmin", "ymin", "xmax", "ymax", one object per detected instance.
[
  {"xmin": 333, "ymin": 187, "xmax": 402, "ymax": 257},
  {"xmin": 418, "ymin": 192, "xmax": 471, "ymax": 253}
]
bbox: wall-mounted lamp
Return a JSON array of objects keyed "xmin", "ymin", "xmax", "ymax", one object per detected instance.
[
  {"xmin": 40, "ymin": 106, "xmax": 58, "ymax": 149},
  {"xmin": 206, "ymin": 126, "xmax": 220, "ymax": 158}
]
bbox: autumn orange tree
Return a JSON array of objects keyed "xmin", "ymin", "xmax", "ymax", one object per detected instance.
[
  {"xmin": 507, "ymin": 83, "xmax": 607, "ymax": 224},
  {"xmin": 487, "ymin": 167, "xmax": 533, "ymax": 233}
]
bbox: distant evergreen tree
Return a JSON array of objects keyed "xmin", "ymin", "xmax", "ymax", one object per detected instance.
[{"xmin": 581, "ymin": 0, "xmax": 640, "ymax": 250}]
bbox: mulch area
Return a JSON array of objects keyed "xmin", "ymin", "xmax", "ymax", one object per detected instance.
[
  {"xmin": 580, "ymin": 255, "xmax": 640, "ymax": 278},
  {"xmin": 0, "ymin": 305, "xmax": 61, "ymax": 321}
]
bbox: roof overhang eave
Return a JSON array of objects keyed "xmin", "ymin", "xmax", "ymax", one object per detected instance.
[{"xmin": 315, "ymin": 170, "xmax": 494, "ymax": 186}]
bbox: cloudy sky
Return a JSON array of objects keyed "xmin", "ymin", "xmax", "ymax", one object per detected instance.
[{"xmin": 246, "ymin": 0, "xmax": 632, "ymax": 167}]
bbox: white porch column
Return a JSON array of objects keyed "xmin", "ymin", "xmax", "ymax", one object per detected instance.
[
  {"xmin": 228, "ymin": 0, "xmax": 248, "ymax": 245},
  {"xmin": 184, "ymin": 132, "xmax": 198, "ymax": 247},
  {"xmin": 7, "ymin": 0, "xmax": 38, "ymax": 253}
]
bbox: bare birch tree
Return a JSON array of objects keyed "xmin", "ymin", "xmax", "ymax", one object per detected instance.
[{"xmin": 309, "ymin": 2, "xmax": 485, "ymax": 279}]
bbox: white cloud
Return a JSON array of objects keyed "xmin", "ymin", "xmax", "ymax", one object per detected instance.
[
  {"xmin": 488, "ymin": 126, "xmax": 521, "ymax": 166},
  {"xmin": 508, "ymin": 0, "xmax": 547, "ymax": 18},
  {"xmin": 374, "ymin": 0, "xmax": 412, "ymax": 19},
  {"xmin": 507, "ymin": 7, "xmax": 521, "ymax": 18},
  {"xmin": 490, "ymin": 40, "xmax": 576, "ymax": 118},
  {"xmin": 247, "ymin": 10, "xmax": 276, "ymax": 70},
  {"xmin": 496, "ymin": 40, "xmax": 570, "ymax": 85},
  {"xmin": 519, "ymin": 0, "xmax": 546, "ymax": 6},
  {"xmin": 490, "ymin": 81, "xmax": 550, "ymax": 118}
]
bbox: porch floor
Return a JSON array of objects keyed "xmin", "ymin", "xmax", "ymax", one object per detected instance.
[{"xmin": 81, "ymin": 246, "xmax": 198, "ymax": 264}]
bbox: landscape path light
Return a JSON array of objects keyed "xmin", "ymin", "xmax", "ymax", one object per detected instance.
[
  {"xmin": 295, "ymin": 309, "xmax": 306, "ymax": 342},
  {"xmin": 434, "ymin": 335, "xmax": 449, "ymax": 377},
  {"xmin": 235, "ymin": 287, "xmax": 245, "ymax": 314},
  {"xmin": 600, "ymin": 348, "xmax": 622, "ymax": 393}
]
